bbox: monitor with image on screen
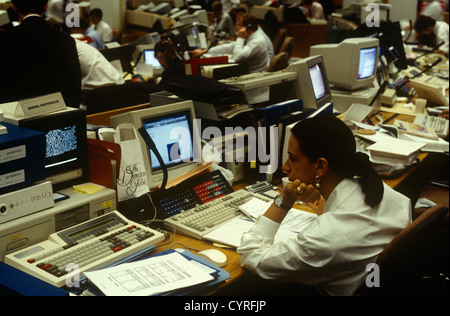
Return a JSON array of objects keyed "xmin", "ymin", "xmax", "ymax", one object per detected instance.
[
  {"xmin": 286, "ymin": 55, "xmax": 333, "ymax": 110},
  {"xmin": 16, "ymin": 108, "xmax": 89, "ymax": 191},
  {"xmin": 110, "ymin": 101, "xmax": 202, "ymax": 190},
  {"xmin": 310, "ymin": 38, "xmax": 379, "ymax": 91}
]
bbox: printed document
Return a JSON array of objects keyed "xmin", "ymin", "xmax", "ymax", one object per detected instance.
[{"xmin": 84, "ymin": 252, "xmax": 214, "ymax": 296}]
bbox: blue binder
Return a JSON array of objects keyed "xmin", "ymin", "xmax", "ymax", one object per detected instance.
[{"xmin": 0, "ymin": 262, "xmax": 68, "ymax": 296}]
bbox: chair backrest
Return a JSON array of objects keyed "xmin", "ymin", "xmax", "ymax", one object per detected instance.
[
  {"xmin": 279, "ymin": 36, "xmax": 294, "ymax": 58},
  {"xmin": 360, "ymin": 204, "xmax": 449, "ymax": 295},
  {"xmin": 272, "ymin": 28, "xmax": 287, "ymax": 55},
  {"xmin": 267, "ymin": 52, "xmax": 289, "ymax": 72}
]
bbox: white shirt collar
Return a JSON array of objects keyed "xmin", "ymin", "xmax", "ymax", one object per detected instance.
[{"xmin": 22, "ymin": 14, "xmax": 41, "ymax": 21}]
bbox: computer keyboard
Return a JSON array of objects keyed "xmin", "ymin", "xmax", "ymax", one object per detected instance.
[
  {"xmin": 413, "ymin": 113, "xmax": 449, "ymax": 138},
  {"xmin": 5, "ymin": 211, "xmax": 165, "ymax": 288},
  {"xmin": 164, "ymin": 189, "xmax": 272, "ymax": 240}
]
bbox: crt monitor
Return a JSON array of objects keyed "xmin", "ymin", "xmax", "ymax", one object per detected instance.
[
  {"xmin": 110, "ymin": 101, "xmax": 202, "ymax": 190},
  {"xmin": 18, "ymin": 108, "xmax": 89, "ymax": 191},
  {"xmin": 144, "ymin": 49, "xmax": 163, "ymax": 71},
  {"xmin": 286, "ymin": 55, "xmax": 333, "ymax": 109},
  {"xmin": 171, "ymin": 24, "xmax": 203, "ymax": 53},
  {"xmin": 348, "ymin": 21, "xmax": 407, "ymax": 70},
  {"xmin": 310, "ymin": 38, "xmax": 379, "ymax": 91}
]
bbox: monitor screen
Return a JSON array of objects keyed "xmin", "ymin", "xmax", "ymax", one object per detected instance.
[
  {"xmin": 150, "ymin": 32, "xmax": 160, "ymax": 44},
  {"xmin": 358, "ymin": 47, "xmax": 377, "ymax": 79},
  {"xmin": 309, "ymin": 64, "xmax": 326, "ymax": 100},
  {"xmin": 142, "ymin": 110, "xmax": 194, "ymax": 172},
  {"xmin": 310, "ymin": 37, "xmax": 379, "ymax": 91},
  {"xmin": 144, "ymin": 49, "xmax": 163, "ymax": 70},
  {"xmin": 170, "ymin": 25, "xmax": 202, "ymax": 53},
  {"xmin": 19, "ymin": 109, "xmax": 89, "ymax": 190},
  {"xmin": 286, "ymin": 55, "xmax": 332, "ymax": 109},
  {"xmin": 110, "ymin": 100, "xmax": 202, "ymax": 190}
]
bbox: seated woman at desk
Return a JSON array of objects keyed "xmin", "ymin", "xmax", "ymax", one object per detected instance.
[
  {"xmin": 237, "ymin": 115, "xmax": 412, "ymax": 296},
  {"xmin": 153, "ymin": 38, "xmax": 185, "ymax": 86}
]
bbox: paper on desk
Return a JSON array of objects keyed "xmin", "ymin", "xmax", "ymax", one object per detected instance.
[
  {"xmin": 203, "ymin": 208, "xmax": 318, "ymax": 248},
  {"xmin": 343, "ymin": 103, "xmax": 373, "ymax": 123},
  {"xmin": 238, "ymin": 197, "xmax": 272, "ymax": 220},
  {"xmin": 73, "ymin": 183, "xmax": 105, "ymax": 195},
  {"xmin": 84, "ymin": 252, "xmax": 214, "ymax": 296}
]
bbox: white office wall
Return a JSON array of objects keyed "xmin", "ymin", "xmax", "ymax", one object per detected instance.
[{"xmin": 90, "ymin": 0, "xmax": 126, "ymax": 30}]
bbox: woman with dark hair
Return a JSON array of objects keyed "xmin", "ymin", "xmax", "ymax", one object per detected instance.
[
  {"xmin": 153, "ymin": 38, "xmax": 185, "ymax": 85},
  {"xmin": 237, "ymin": 115, "xmax": 411, "ymax": 296}
]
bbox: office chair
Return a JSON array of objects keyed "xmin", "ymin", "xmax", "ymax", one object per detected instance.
[
  {"xmin": 267, "ymin": 52, "xmax": 289, "ymax": 72},
  {"xmin": 272, "ymin": 28, "xmax": 287, "ymax": 55},
  {"xmin": 279, "ymin": 36, "xmax": 295, "ymax": 58},
  {"xmin": 358, "ymin": 204, "xmax": 449, "ymax": 296}
]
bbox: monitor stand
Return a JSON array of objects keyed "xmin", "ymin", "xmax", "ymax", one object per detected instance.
[{"xmin": 330, "ymin": 85, "xmax": 380, "ymax": 115}]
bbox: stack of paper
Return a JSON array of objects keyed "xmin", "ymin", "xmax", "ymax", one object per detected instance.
[
  {"xmin": 84, "ymin": 252, "xmax": 214, "ymax": 296},
  {"xmin": 366, "ymin": 138, "xmax": 426, "ymax": 165}
]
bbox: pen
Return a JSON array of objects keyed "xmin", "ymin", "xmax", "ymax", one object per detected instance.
[{"xmin": 382, "ymin": 113, "xmax": 399, "ymax": 125}]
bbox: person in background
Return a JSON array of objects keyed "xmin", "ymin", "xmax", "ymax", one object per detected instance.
[
  {"xmin": 210, "ymin": 0, "xmax": 235, "ymax": 41},
  {"xmin": 190, "ymin": 14, "xmax": 269, "ymax": 73},
  {"xmin": 75, "ymin": 39, "xmax": 125, "ymax": 106},
  {"xmin": 0, "ymin": 0, "xmax": 81, "ymax": 108},
  {"xmin": 237, "ymin": 115, "xmax": 411, "ymax": 296},
  {"xmin": 414, "ymin": 14, "xmax": 449, "ymax": 56},
  {"xmin": 70, "ymin": 17, "xmax": 105, "ymax": 49},
  {"xmin": 235, "ymin": 8, "xmax": 274, "ymax": 61},
  {"xmin": 301, "ymin": 0, "xmax": 325, "ymax": 20},
  {"xmin": 221, "ymin": 0, "xmax": 239, "ymax": 14},
  {"xmin": 153, "ymin": 38, "xmax": 185, "ymax": 86},
  {"xmin": 89, "ymin": 8, "xmax": 113, "ymax": 43}
]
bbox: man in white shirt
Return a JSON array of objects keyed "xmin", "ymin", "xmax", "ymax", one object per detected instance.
[
  {"xmin": 301, "ymin": 0, "xmax": 325, "ymax": 20},
  {"xmin": 89, "ymin": 8, "xmax": 113, "ymax": 43},
  {"xmin": 414, "ymin": 14, "xmax": 449, "ymax": 56},
  {"xmin": 75, "ymin": 39, "xmax": 124, "ymax": 106},
  {"xmin": 191, "ymin": 14, "xmax": 269, "ymax": 73}
]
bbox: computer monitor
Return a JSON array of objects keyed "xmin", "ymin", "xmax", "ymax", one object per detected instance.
[
  {"xmin": 348, "ymin": 21, "xmax": 407, "ymax": 70},
  {"xmin": 144, "ymin": 49, "xmax": 163, "ymax": 71},
  {"xmin": 286, "ymin": 55, "xmax": 333, "ymax": 109},
  {"xmin": 167, "ymin": 24, "xmax": 207, "ymax": 54},
  {"xmin": 110, "ymin": 101, "xmax": 202, "ymax": 190},
  {"xmin": 310, "ymin": 38, "xmax": 379, "ymax": 91},
  {"xmin": 17, "ymin": 108, "xmax": 89, "ymax": 191}
]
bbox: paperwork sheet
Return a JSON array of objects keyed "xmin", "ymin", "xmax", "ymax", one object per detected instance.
[
  {"xmin": 84, "ymin": 252, "xmax": 214, "ymax": 296},
  {"xmin": 204, "ymin": 198, "xmax": 318, "ymax": 248}
]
